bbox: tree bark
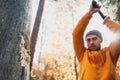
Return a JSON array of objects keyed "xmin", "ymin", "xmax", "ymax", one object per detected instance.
[{"xmin": 0, "ymin": 0, "xmax": 32, "ymax": 80}]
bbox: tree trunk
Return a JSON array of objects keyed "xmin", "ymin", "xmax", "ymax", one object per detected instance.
[
  {"xmin": 74, "ymin": 56, "xmax": 78, "ymax": 80},
  {"xmin": 116, "ymin": 2, "xmax": 120, "ymax": 22},
  {"xmin": 0, "ymin": 0, "xmax": 32, "ymax": 80},
  {"xmin": 30, "ymin": 0, "xmax": 45, "ymax": 71}
]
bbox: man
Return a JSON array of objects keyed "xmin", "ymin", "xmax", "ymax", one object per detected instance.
[{"xmin": 72, "ymin": 3, "xmax": 120, "ymax": 80}]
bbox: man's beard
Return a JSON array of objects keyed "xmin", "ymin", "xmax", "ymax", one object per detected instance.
[{"xmin": 89, "ymin": 46, "xmax": 100, "ymax": 51}]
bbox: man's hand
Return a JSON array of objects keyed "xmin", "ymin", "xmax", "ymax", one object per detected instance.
[{"xmin": 89, "ymin": 3, "xmax": 101, "ymax": 15}]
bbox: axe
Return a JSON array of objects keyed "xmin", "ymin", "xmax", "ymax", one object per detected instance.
[{"xmin": 92, "ymin": 0, "xmax": 106, "ymax": 19}]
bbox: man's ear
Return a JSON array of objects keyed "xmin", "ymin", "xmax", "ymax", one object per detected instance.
[
  {"xmin": 100, "ymin": 38, "xmax": 103, "ymax": 43},
  {"xmin": 98, "ymin": 37, "xmax": 102, "ymax": 43}
]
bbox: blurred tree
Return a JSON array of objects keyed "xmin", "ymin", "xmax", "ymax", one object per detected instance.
[
  {"xmin": 0, "ymin": 0, "xmax": 32, "ymax": 80},
  {"xmin": 30, "ymin": 0, "xmax": 45, "ymax": 72},
  {"xmin": 35, "ymin": 0, "xmax": 80, "ymax": 80},
  {"xmin": 98, "ymin": 0, "xmax": 120, "ymax": 22}
]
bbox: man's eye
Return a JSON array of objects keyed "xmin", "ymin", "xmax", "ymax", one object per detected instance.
[
  {"xmin": 93, "ymin": 37, "xmax": 97, "ymax": 41},
  {"xmin": 87, "ymin": 39, "xmax": 91, "ymax": 42}
]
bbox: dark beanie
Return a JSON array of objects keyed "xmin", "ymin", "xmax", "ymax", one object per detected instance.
[{"xmin": 85, "ymin": 30, "xmax": 103, "ymax": 41}]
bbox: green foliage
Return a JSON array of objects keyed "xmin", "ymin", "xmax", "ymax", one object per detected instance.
[{"xmin": 54, "ymin": 0, "xmax": 58, "ymax": 1}]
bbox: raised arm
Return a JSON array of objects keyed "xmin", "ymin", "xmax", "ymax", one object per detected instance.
[
  {"xmin": 103, "ymin": 17, "xmax": 120, "ymax": 65},
  {"xmin": 72, "ymin": 12, "xmax": 92, "ymax": 61},
  {"xmin": 72, "ymin": 4, "xmax": 101, "ymax": 61}
]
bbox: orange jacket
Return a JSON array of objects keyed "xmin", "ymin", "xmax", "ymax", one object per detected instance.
[{"xmin": 72, "ymin": 12, "xmax": 120, "ymax": 80}]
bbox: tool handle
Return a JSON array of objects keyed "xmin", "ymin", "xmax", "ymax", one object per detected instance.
[
  {"xmin": 92, "ymin": 0, "xmax": 106, "ymax": 19},
  {"xmin": 98, "ymin": 11, "xmax": 106, "ymax": 19}
]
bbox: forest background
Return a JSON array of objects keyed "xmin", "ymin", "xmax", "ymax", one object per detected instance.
[
  {"xmin": 31, "ymin": 0, "xmax": 120, "ymax": 80},
  {"xmin": 0, "ymin": 0, "xmax": 120, "ymax": 80}
]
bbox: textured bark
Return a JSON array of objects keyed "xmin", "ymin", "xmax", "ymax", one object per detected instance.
[{"xmin": 0, "ymin": 0, "xmax": 32, "ymax": 80}]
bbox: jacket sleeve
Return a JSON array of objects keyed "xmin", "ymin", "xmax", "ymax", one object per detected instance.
[
  {"xmin": 72, "ymin": 12, "xmax": 92, "ymax": 61},
  {"xmin": 103, "ymin": 18, "xmax": 120, "ymax": 65}
]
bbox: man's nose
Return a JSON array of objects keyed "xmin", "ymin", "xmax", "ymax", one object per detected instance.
[{"xmin": 90, "ymin": 40, "xmax": 94, "ymax": 44}]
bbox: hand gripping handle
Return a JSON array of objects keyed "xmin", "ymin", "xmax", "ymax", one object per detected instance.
[{"xmin": 92, "ymin": 0, "xmax": 106, "ymax": 19}]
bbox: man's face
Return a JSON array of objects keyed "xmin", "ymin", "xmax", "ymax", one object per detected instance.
[{"xmin": 86, "ymin": 34, "xmax": 102, "ymax": 51}]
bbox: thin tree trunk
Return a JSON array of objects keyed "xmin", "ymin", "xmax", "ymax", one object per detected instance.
[
  {"xmin": 74, "ymin": 56, "xmax": 78, "ymax": 80},
  {"xmin": 0, "ymin": 0, "xmax": 32, "ymax": 80},
  {"xmin": 30, "ymin": 0, "xmax": 45, "ymax": 71},
  {"xmin": 72, "ymin": 12, "xmax": 78, "ymax": 80},
  {"xmin": 116, "ymin": 3, "xmax": 120, "ymax": 23}
]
